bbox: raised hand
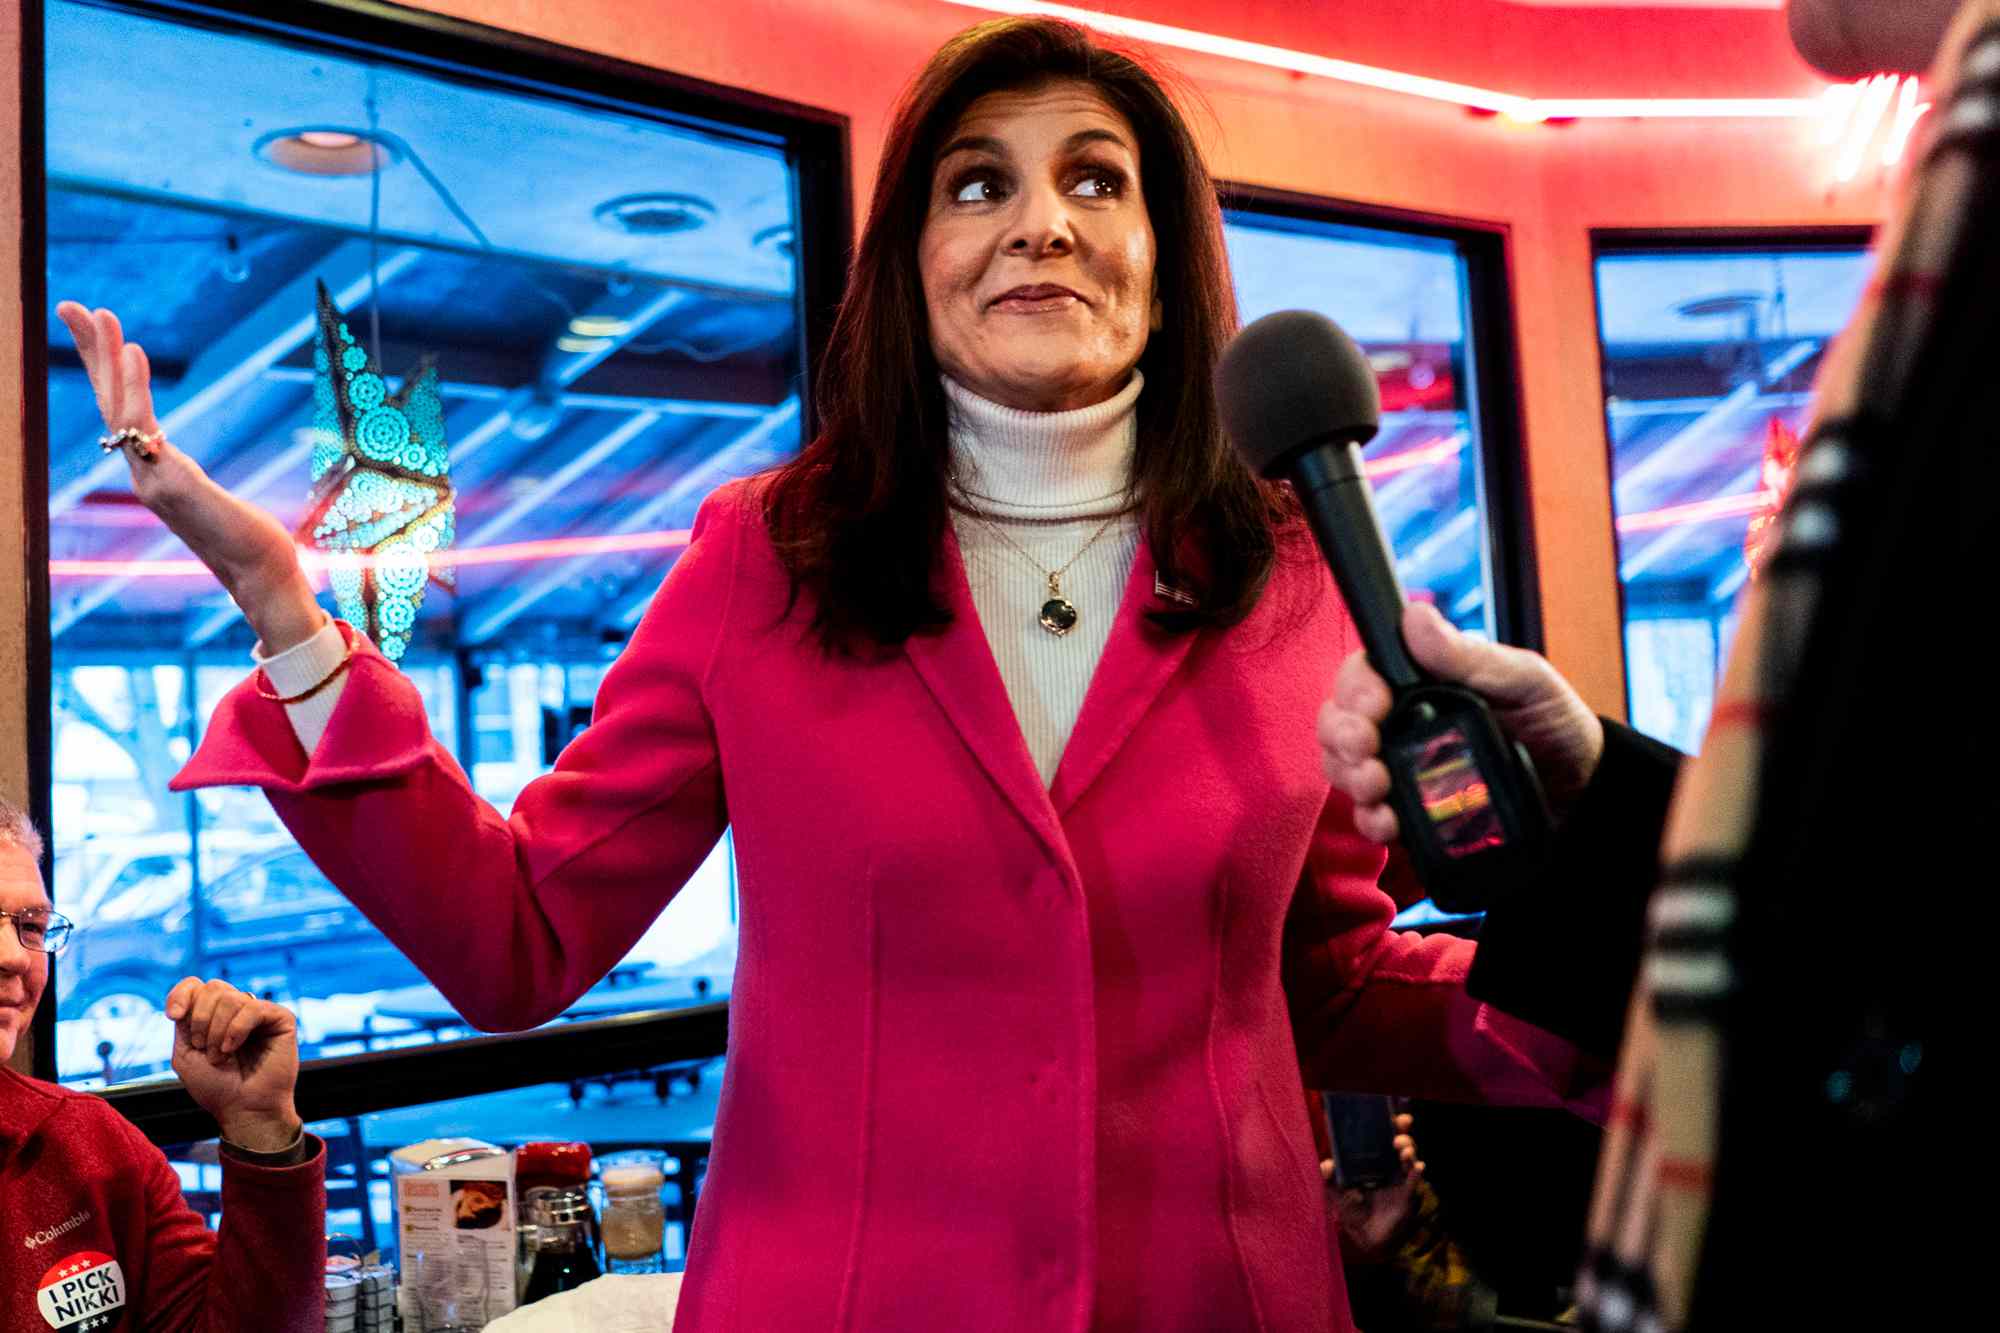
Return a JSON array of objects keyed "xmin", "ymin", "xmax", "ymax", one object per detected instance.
[
  {"xmin": 1318, "ymin": 602, "xmax": 1605, "ymax": 843},
  {"xmin": 54, "ymin": 301, "xmax": 326, "ymax": 653},
  {"xmin": 165, "ymin": 976, "xmax": 304, "ymax": 1154}
]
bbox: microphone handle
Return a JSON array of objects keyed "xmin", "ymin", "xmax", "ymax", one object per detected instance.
[{"xmin": 1288, "ymin": 440, "xmax": 1423, "ymax": 692}]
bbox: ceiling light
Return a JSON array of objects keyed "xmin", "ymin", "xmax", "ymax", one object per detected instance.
[
  {"xmin": 567, "ymin": 315, "xmax": 633, "ymax": 338},
  {"xmin": 1820, "ymin": 74, "xmax": 1929, "ymax": 181},
  {"xmin": 593, "ymin": 193, "xmax": 716, "ymax": 236},
  {"xmin": 556, "ymin": 333, "xmax": 615, "ymax": 354},
  {"xmin": 255, "ymin": 126, "xmax": 399, "ymax": 177},
  {"xmin": 940, "ymin": 1, "xmax": 1822, "ymax": 120}
]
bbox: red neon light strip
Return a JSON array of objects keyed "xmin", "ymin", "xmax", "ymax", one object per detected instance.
[
  {"xmin": 49, "ymin": 557, "xmax": 214, "ymax": 577},
  {"xmin": 1616, "ymin": 489, "xmax": 1775, "ymax": 534},
  {"xmin": 1363, "ymin": 436, "xmax": 1464, "ymax": 478},
  {"xmin": 48, "ymin": 528, "xmax": 695, "ymax": 579},
  {"xmin": 442, "ymin": 530, "xmax": 693, "ymax": 567},
  {"xmin": 53, "ymin": 445, "xmax": 1463, "ymax": 582},
  {"xmin": 58, "ymin": 482, "xmax": 1765, "ymax": 577}
]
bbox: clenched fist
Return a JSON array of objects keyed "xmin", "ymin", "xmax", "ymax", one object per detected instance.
[{"xmin": 165, "ymin": 977, "xmax": 303, "ymax": 1154}]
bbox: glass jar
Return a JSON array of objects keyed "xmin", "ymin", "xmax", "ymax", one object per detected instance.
[
  {"xmin": 520, "ymin": 1186, "xmax": 602, "ymax": 1305},
  {"xmin": 598, "ymin": 1151, "xmax": 668, "ymax": 1275},
  {"xmin": 407, "ymin": 1244, "xmax": 490, "ymax": 1332},
  {"xmin": 515, "ymin": 1143, "xmax": 594, "ymax": 1298}
]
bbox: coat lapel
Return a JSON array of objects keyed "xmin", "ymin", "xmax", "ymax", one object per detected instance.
[
  {"xmin": 1048, "ymin": 538, "xmax": 1199, "ymax": 815},
  {"xmin": 904, "ymin": 524, "xmax": 1068, "ymax": 855}
]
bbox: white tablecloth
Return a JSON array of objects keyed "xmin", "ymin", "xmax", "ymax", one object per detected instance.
[{"xmin": 483, "ymin": 1272, "xmax": 683, "ymax": 1331}]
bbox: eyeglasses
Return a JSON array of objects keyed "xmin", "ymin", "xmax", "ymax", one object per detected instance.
[{"xmin": 1, "ymin": 908, "xmax": 72, "ymax": 956}]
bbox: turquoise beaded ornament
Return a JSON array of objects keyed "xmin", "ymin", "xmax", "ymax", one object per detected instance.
[{"xmin": 295, "ymin": 280, "xmax": 455, "ymax": 663}]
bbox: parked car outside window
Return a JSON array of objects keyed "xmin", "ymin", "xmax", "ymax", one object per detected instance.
[{"xmin": 56, "ymin": 840, "xmax": 429, "ymax": 1083}]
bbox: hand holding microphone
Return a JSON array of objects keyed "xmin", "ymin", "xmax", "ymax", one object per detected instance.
[
  {"xmin": 1319, "ymin": 601, "xmax": 1605, "ymax": 845},
  {"xmin": 1216, "ymin": 309, "xmax": 1558, "ymax": 911}
]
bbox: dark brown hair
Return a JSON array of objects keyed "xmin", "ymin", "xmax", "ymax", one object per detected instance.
[{"xmin": 763, "ymin": 16, "xmax": 1296, "ymax": 652}]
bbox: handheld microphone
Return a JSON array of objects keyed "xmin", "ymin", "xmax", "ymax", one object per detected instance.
[{"xmin": 1215, "ymin": 309, "xmax": 1550, "ymax": 912}]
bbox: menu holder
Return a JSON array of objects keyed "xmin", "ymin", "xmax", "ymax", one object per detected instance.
[{"xmin": 393, "ymin": 1144, "xmax": 519, "ymax": 1327}]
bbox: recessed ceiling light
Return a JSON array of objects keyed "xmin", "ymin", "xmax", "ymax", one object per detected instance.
[
  {"xmin": 567, "ymin": 314, "xmax": 632, "ymax": 338},
  {"xmin": 593, "ymin": 193, "xmax": 716, "ymax": 236},
  {"xmin": 556, "ymin": 333, "xmax": 615, "ymax": 354},
  {"xmin": 254, "ymin": 126, "xmax": 399, "ymax": 177}
]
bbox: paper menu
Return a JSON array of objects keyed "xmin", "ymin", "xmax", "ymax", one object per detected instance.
[{"xmin": 395, "ymin": 1148, "xmax": 519, "ymax": 1326}]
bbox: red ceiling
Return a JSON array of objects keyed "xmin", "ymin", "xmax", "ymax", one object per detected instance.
[{"xmin": 1066, "ymin": 0, "xmax": 1826, "ymax": 100}]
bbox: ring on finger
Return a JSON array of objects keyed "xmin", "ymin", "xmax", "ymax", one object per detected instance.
[{"xmin": 98, "ymin": 427, "xmax": 165, "ymax": 460}]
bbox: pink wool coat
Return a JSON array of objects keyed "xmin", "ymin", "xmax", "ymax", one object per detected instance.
[{"xmin": 176, "ymin": 480, "xmax": 1603, "ymax": 1332}]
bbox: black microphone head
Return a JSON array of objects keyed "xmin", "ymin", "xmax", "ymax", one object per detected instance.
[
  {"xmin": 1786, "ymin": 0, "xmax": 1958, "ymax": 78},
  {"xmin": 1215, "ymin": 309, "xmax": 1381, "ymax": 479}
]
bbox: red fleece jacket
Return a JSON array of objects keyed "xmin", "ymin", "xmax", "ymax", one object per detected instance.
[{"xmin": 0, "ymin": 1068, "xmax": 325, "ymax": 1332}]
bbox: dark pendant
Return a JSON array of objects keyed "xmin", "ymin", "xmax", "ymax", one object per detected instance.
[{"xmin": 1039, "ymin": 597, "xmax": 1079, "ymax": 636}]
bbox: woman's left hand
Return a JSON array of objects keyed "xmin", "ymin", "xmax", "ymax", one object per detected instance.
[{"xmin": 1323, "ymin": 1113, "xmax": 1425, "ymax": 1262}]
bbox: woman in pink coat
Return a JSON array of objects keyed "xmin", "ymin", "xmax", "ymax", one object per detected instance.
[{"xmin": 63, "ymin": 17, "xmax": 1606, "ymax": 1331}]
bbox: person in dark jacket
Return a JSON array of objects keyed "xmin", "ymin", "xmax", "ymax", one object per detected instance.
[
  {"xmin": 1, "ymin": 796, "xmax": 327, "ymax": 1333},
  {"xmin": 1317, "ymin": 601, "xmax": 1684, "ymax": 1059}
]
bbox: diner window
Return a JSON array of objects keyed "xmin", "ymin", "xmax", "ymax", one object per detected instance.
[
  {"xmin": 1224, "ymin": 197, "xmax": 1532, "ymax": 643},
  {"xmin": 40, "ymin": 0, "xmax": 840, "ymax": 1087},
  {"xmin": 161, "ymin": 1056, "xmax": 727, "ymax": 1272},
  {"xmin": 1593, "ymin": 238, "xmax": 1872, "ymax": 753}
]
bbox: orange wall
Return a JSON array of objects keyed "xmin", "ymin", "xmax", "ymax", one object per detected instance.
[
  {"xmin": 1517, "ymin": 113, "xmax": 1886, "ymax": 706},
  {"xmin": 1066, "ymin": 0, "xmax": 1827, "ymax": 101},
  {"xmin": 3, "ymin": 0, "xmax": 1892, "ymax": 756},
  {"xmin": 406, "ymin": 0, "xmax": 1887, "ymax": 711}
]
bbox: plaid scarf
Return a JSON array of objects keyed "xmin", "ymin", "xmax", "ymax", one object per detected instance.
[{"xmin": 1577, "ymin": 6, "xmax": 1994, "ymax": 1327}]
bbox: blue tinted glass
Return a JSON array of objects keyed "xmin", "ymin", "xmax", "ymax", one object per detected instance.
[
  {"xmin": 1225, "ymin": 213, "xmax": 1495, "ymax": 636},
  {"xmin": 1594, "ymin": 247, "xmax": 1871, "ymax": 752},
  {"xmin": 45, "ymin": 0, "xmax": 775, "ymax": 1085}
]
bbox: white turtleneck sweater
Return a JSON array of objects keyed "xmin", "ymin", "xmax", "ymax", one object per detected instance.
[
  {"xmin": 943, "ymin": 371, "xmax": 1141, "ymax": 784},
  {"xmin": 260, "ymin": 372, "xmax": 1144, "ymax": 785}
]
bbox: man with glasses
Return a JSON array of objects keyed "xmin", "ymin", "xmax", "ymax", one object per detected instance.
[{"xmin": 2, "ymin": 797, "xmax": 326, "ymax": 1331}]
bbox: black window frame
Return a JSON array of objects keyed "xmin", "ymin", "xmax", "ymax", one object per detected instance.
[
  {"xmin": 1587, "ymin": 226, "xmax": 1875, "ymax": 728},
  {"xmin": 1218, "ymin": 183, "xmax": 1544, "ymax": 654},
  {"xmin": 22, "ymin": 0, "xmax": 852, "ymax": 1141}
]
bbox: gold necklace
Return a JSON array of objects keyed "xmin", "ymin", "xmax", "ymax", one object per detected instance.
[{"xmin": 951, "ymin": 473, "xmax": 1122, "ymax": 637}]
